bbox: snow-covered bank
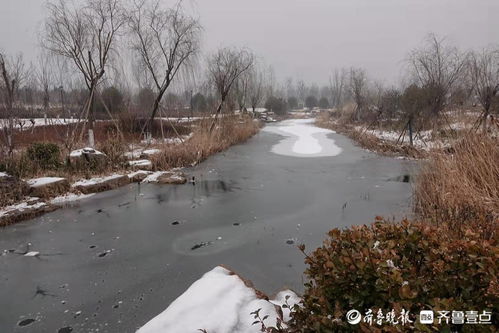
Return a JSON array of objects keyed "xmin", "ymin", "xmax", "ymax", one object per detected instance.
[
  {"xmin": 50, "ymin": 193, "xmax": 95, "ymax": 205},
  {"xmin": 263, "ymin": 119, "xmax": 342, "ymax": 157},
  {"xmin": 137, "ymin": 266, "xmax": 300, "ymax": 333}
]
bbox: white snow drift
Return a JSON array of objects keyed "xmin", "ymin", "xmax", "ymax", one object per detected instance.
[
  {"xmin": 263, "ymin": 119, "xmax": 342, "ymax": 157},
  {"xmin": 137, "ymin": 266, "xmax": 300, "ymax": 333}
]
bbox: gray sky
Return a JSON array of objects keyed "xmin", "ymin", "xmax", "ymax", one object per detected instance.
[{"xmin": 1, "ymin": 0, "xmax": 498, "ymax": 85}]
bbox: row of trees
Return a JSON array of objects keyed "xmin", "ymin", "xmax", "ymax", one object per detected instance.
[
  {"xmin": 1, "ymin": 0, "xmax": 265, "ymax": 153},
  {"xmin": 337, "ymin": 35, "xmax": 498, "ymax": 135},
  {"xmin": 1, "ymin": 0, "xmax": 498, "ymax": 154}
]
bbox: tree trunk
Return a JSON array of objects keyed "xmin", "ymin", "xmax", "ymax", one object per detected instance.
[
  {"xmin": 141, "ymin": 88, "xmax": 167, "ymax": 142},
  {"xmin": 482, "ymin": 108, "xmax": 490, "ymax": 133},
  {"xmin": 88, "ymin": 85, "xmax": 96, "ymax": 147},
  {"xmin": 209, "ymin": 99, "xmax": 225, "ymax": 133},
  {"xmin": 408, "ymin": 118, "xmax": 413, "ymax": 146}
]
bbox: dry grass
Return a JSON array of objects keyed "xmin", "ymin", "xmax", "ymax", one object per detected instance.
[
  {"xmin": 316, "ymin": 112, "xmax": 426, "ymax": 158},
  {"xmin": 0, "ymin": 115, "xmax": 260, "ymax": 208},
  {"xmin": 151, "ymin": 116, "xmax": 261, "ymax": 170},
  {"xmin": 414, "ymin": 133, "xmax": 499, "ymax": 238}
]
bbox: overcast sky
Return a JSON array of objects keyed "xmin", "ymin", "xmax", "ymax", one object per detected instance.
[{"xmin": 1, "ymin": 0, "xmax": 498, "ymax": 85}]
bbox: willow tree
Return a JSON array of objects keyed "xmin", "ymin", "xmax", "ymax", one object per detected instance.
[
  {"xmin": 128, "ymin": 0, "xmax": 201, "ymax": 138},
  {"xmin": 408, "ymin": 34, "xmax": 467, "ymax": 119},
  {"xmin": 207, "ymin": 48, "xmax": 253, "ymax": 132},
  {"xmin": 43, "ymin": 0, "xmax": 125, "ymax": 147},
  {"xmin": 468, "ymin": 48, "xmax": 499, "ymax": 132},
  {"xmin": 0, "ymin": 52, "xmax": 27, "ymax": 156}
]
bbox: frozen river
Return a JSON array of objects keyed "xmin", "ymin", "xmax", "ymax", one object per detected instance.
[{"xmin": 0, "ymin": 119, "xmax": 417, "ymax": 332}]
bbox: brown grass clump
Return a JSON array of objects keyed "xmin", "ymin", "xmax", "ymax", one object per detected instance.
[
  {"xmin": 414, "ymin": 133, "xmax": 499, "ymax": 238},
  {"xmin": 151, "ymin": 116, "xmax": 260, "ymax": 170},
  {"xmin": 316, "ymin": 112, "xmax": 426, "ymax": 159}
]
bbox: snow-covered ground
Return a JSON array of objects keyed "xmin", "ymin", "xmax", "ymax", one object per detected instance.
[
  {"xmin": 140, "ymin": 133, "xmax": 193, "ymax": 145},
  {"xmin": 128, "ymin": 160, "xmax": 152, "ymax": 168},
  {"xmin": 26, "ymin": 177, "xmax": 66, "ymax": 188},
  {"xmin": 7, "ymin": 118, "xmax": 80, "ymax": 129},
  {"xmin": 50, "ymin": 193, "xmax": 94, "ymax": 205},
  {"xmin": 263, "ymin": 119, "xmax": 343, "ymax": 157},
  {"xmin": 355, "ymin": 126, "xmax": 446, "ymax": 150},
  {"xmin": 0, "ymin": 199, "xmax": 47, "ymax": 219},
  {"xmin": 137, "ymin": 266, "xmax": 300, "ymax": 333},
  {"xmin": 70, "ymin": 147, "xmax": 106, "ymax": 158},
  {"xmin": 72, "ymin": 174, "xmax": 124, "ymax": 187}
]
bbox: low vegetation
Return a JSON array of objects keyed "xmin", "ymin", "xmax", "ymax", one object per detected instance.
[
  {"xmin": 414, "ymin": 134, "xmax": 498, "ymax": 239},
  {"xmin": 315, "ymin": 110, "xmax": 426, "ymax": 158},
  {"xmin": 0, "ymin": 116, "xmax": 260, "ymax": 208},
  {"xmin": 291, "ymin": 218, "xmax": 498, "ymax": 332},
  {"xmin": 151, "ymin": 117, "xmax": 260, "ymax": 170}
]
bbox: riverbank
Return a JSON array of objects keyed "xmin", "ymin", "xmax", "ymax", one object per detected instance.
[
  {"xmin": 315, "ymin": 109, "xmax": 497, "ymax": 159},
  {"xmin": 0, "ymin": 116, "xmax": 261, "ymax": 226}
]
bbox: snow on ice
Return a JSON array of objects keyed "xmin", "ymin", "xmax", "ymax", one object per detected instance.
[
  {"xmin": 50, "ymin": 193, "xmax": 95, "ymax": 205},
  {"xmin": 72, "ymin": 174, "xmax": 124, "ymax": 187},
  {"xmin": 137, "ymin": 266, "xmax": 300, "ymax": 333},
  {"xmin": 263, "ymin": 119, "xmax": 342, "ymax": 157}
]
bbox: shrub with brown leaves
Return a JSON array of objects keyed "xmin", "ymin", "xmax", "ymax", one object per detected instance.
[{"xmin": 291, "ymin": 218, "xmax": 498, "ymax": 332}]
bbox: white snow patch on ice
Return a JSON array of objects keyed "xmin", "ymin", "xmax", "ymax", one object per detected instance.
[
  {"xmin": 50, "ymin": 193, "xmax": 94, "ymax": 205},
  {"xmin": 72, "ymin": 174, "xmax": 124, "ymax": 187},
  {"xmin": 27, "ymin": 177, "xmax": 65, "ymax": 188},
  {"xmin": 263, "ymin": 118, "xmax": 342, "ymax": 157},
  {"xmin": 0, "ymin": 201, "xmax": 47, "ymax": 218},
  {"xmin": 137, "ymin": 266, "xmax": 300, "ymax": 333}
]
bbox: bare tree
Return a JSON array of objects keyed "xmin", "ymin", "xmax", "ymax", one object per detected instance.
[
  {"xmin": 329, "ymin": 68, "xmax": 347, "ymax": 109},
  {"xmin": 408, "ymin": 34, "xmax": 467, "ymax": 118},
  {"xmin": 128, "ymin": 0, "xmax": 201, "ymax": 138},
  {"xmin": 349, "ymin": 67, "xmax": 368, "ymax": 121},
  {"xmin": 43, "ymin": 0, "xmax": 126, "ymax": 147},
  {"xmin": 296, "ymin": 80, "xmax": 307, "ymax": 107},
  {"xmin": 468, "ymin": 48, "xmax": 499, "ymax": 132},
  {"xmin": 207, "ymin": 47, "xmax": 254, "ymax": 132},
  {"xmin": 36, "ymin": 51, "xmax": 54, "ymax": 114},
  {"xmin": 0, "ymin": 52, "xmax": 27, "ymax": 156},
  {"xmin": 248, "ymin": 67, "xmax": 264, "ymax": 112},
  {"xmin": 234, "ymin": 70, "xmax": 251, "ymax": 112}
]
